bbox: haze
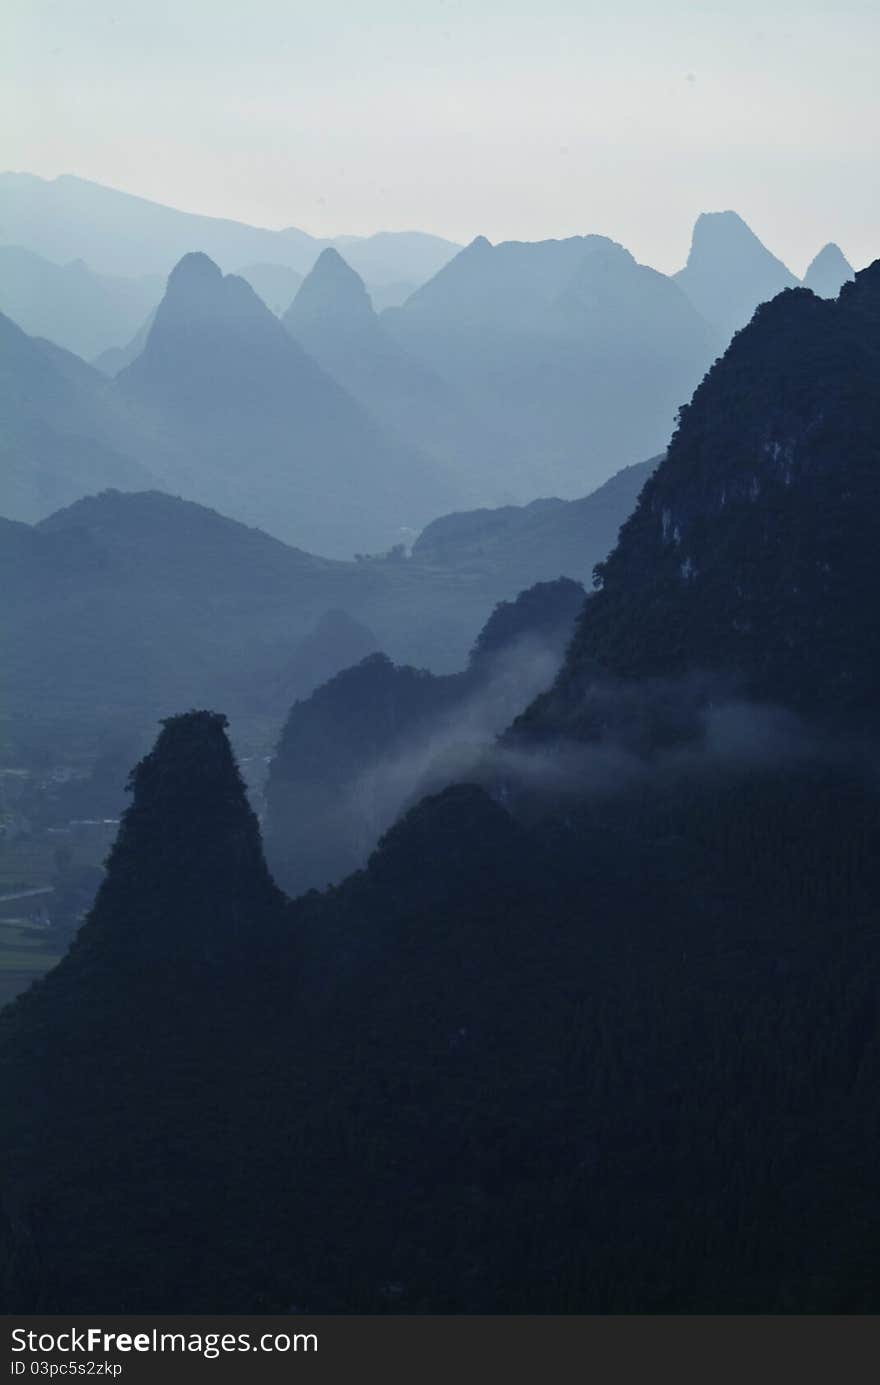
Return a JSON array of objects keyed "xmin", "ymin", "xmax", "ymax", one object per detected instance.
[{"xmin": 3, "ymin": 0, "xmax": 878, "ymax": 274}]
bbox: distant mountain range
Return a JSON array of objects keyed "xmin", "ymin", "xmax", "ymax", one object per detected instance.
[
  {"xmin": 381, "ymin": 233, "xmax": 715, "ymax": 498},
  {"xmin": 116, "ymin": 251, "xmax": 459, "ymax": 555},
  {"xmin": 0, "ymin": 308, "xmax": 163, "ymax": 523},
  {"xmin": 0, "ymin": 251, "xmax": 463, "ymax": 557},
  {"xmin": 0, "ymin": 172, "xmax": 459, "ymax": 282},
  {"xmin": 0, "ymin": 172, "xmax": 860, "ymax": 544},
  {"xmin": 0, "ymin": 457, "xmax": 646, "ymax": 758}
]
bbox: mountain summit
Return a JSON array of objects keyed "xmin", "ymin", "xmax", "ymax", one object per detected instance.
[
  {"xmin": 117, "ymin": 253, "xmax": 459, "ymax": 556},
  {"xmin": 674, "ymin": 210, "xmax": 798, "ymax": 338},
  {"xmin": 283, "ymin": 247, "xmax": 377, "ymax": 337},
  {"xmin": 802, "ymin": 242, "xmax": 855, "ymax": 299}
]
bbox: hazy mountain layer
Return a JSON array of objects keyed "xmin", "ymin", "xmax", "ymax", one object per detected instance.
[
  {"xmin": 0, "ymin": 310, "xmax": 163, "ymax": 523},
  {"xmin": 114, "ymin": 252, "xmax": 461, "ymax": 555},
  {"xmin": 0, "ymin": 246, "xmax": 162, "ymax": 359},
  {"xmin": 264, "ymin": 578, "xmax": 584, "ymax": 893},
  {"xmin": 0, "ymin": 467, "xmax": 642, "ymax": 758},
  {"xmin": 674, "ymin": 210, "xmax": 799, "ymax": 339},
  {"xmin": 0, "ymin": 172, "xmax": 459, "ymax": 284},
  {"xmin": 384, "ymin": 234, "xmax": 717, "ymax": 498},
  {"xmin": 283, "ymin": 249, "xmax": 509, "ymax": 503},
  {"xmin": 802, "ymin": 242, "xmax": 855, "ymax": 298}
]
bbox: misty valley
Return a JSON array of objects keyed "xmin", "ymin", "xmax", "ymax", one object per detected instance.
[{"xmin": 1, "ymin": 167, "xmax": 879, "ymax": 1316}]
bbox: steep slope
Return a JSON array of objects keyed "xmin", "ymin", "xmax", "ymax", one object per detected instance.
[
  {"xmin": 117, "ymin": 252, "xmax": 460, "ymax": 556},
  {"xmin": 4, "ymin": 270, "xmax": 880, "ymax": 1321},
  {"xmin": 384, "ymin": 235, "xmax": 715, "ymax": 498},
  {"xmin": 674, "ymin": 210, "xmax": 798, "ymax": 339},
  {"xmin": 518, "ymin": 260, "xmax": 880, "ymax": 741},
  {"xmin": 283, "ymin": 249, "xmax": 504, "ymax": 501},
  {"xmin": 0, "ymin": 311, "xmax": 162, "ymax": 522},
  {"xmin": 263, "ymin": 578, "xmax": 584, "ymax": 893},
  {"xmin": 0, "ymin": 246, "xmax": 162, "ymax": 359},
  {"xmin": 802, "ymin": 242, "xmax": 854, "ymax": 299},
  {"xmin": 0, "ymin": 711, "xmax": 293, "ymax": 1310}
]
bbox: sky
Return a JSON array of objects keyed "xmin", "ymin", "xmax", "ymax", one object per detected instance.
[{"xmin": 2, "ymin": 0, "xmax": 878, "ymax": 274}]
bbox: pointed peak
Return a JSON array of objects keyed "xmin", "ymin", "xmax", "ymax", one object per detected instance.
[
  {"xmin": 803, "ymin": 243, "xmax": 855, "ymax": 299},
  {"xmin": 67, "ymin": 709, "xmax": 284, "ymax": 975},
  {"xmin": 138, "ymin": 251, "xmax": 275, "ymax": 349},
  {"xmin": 313, "ymin": 246, "xmax": 357, "ymax": 274},
  {"xmin": 283, "ymin": 245, "xmax": 376, "ymax": 333},
  {"xmin": 166, "ymin": 251, "xmax": 223, "ymax": 291},
  {"xmin": 466, "ymin": 235, "xmax": 492, "ymax": 252}
]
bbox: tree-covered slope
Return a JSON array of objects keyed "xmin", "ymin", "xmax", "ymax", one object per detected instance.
[{"xmin": 518, "ymin": 260, "xmax": 880, "ymax": 740}]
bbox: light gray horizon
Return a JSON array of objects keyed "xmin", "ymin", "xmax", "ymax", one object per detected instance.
[{"xmin": 3, "ymin": 0, "xmax": 878, "ymax": 275}]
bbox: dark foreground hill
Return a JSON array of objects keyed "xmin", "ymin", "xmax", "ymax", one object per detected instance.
[
  {"xmin": 1, "ymin": 708, "xmax": 879, "ymax": 1313},
  {"xmin": 2, "ymin": 268, "xmax": 880, "ymax": 1313},
  {"xmin": 517, "ymin": 259, "xmax": 880, "ymax": 741}
]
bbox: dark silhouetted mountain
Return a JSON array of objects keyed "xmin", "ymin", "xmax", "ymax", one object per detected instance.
[
  {"xmin": 0, "ymin": 246, "xmax": 162, "ymax": 359},
  {"xmin": 117, "ymin": 252, "xmax": 460, "ymax": 556},
  {"xmin": 283, "ymin": 250, "xmax": 503, "ymax": 500},
  {"xmin": 384, "ymin": 234, "xmax": 715, "ymax": 498},
  {"xmin": 412, "ymin": 456, "xmax": 658, "ymax": 587},
  {"xmin": 3, "ymin": 710, "xmax": 880, "ymax": 1311},
  {"xmin": 0, "ymin": 172, "xmax": 459, "ymax": 283},
  {"xmin": 802, "ymin": 242, "xmax": 854, "ymax": 299},
  {"xmin": 518, "ymin": 259, "xmax": 880, "ymax": 742},
  {"xmin": 4, "ymin": 273, "xmax": 880, "ymax": 1318},
  {"xmin": 0, "ymin": 310, "xmax": 161, "ymax": 522},
  {"xmin": 263, "ymin": 578, "xmax": 584, "ymax": 893},
  {"xmin": 674, "ymin": 210, "xmax": 798, "ymax": 340},
  {"xmin": 235, "ymin": 262, "xmax": 304, "ymax": 315}
]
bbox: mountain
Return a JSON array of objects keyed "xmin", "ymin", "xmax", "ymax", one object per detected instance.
[
  {"xmin": 802, "ymin": 242, "xmax": 854, "ymax": 299},
  {"xmin": 411, "ymin": 456, "xmax": 658, "ymax": 587},
  {"xmin": 117, "ymin": 252, "xmax": 460, "ymax": 556},
  {"xmin": 517, "ymin": 258, "xmax": 880, "ymax": 742},
  {"xmin": 674, "ymin": 210, "xmax": 798, "ymax": 340},
  {"xmin": 0, "ymin": 310, "xmax": 162, "ymax": 523},
  {"xmin": 283, "ymin": 249, "xmax": 504, "ymax": 500},
  {"xmin": 1, "ymin": 477, "xmax": 639, "ymax": 762},
  {"xmin": 0, "ymin": 711, "xmax": 296, "ymax": 1310},
  {"xmin": 0, "ymin": 246, "xmax": 162, "ymax": 359},
  {"xmin": 0, "ymin": 172, "xmax": 459, "ymax": 284},
  {"xmin": 384, "ymin": 234, "xmax": 716, "ymax": 499},
  {"xmin": 263, "ymin": 578, "xmax": 584, "ymax": 893},
  {"xmin": 4, "ymin": 266, "xmax": 880, "ymax": 1318}
]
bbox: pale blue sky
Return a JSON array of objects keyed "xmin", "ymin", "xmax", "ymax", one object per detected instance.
[{"xmin": 3, "ymin": 0, "xmax": 878, "ymax": 272}]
